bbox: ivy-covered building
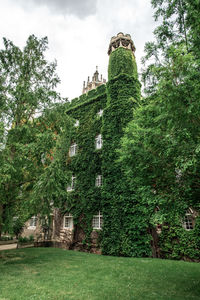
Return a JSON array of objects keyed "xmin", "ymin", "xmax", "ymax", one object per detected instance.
[
  {"xmin": 23, "ymin": 32, "xmax": 199, "ymax": 260},
  {"xmin": 23, "ymin": 32, "xmax": 140, "ymax": 254},
  {"xmin": 49, "ymin": 32, "xmax": 141, "ymax": 254}
]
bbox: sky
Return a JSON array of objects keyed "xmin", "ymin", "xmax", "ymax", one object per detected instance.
[{"xmin": 0, "ymin": 0, "xmax": 157, "ymax": 100}]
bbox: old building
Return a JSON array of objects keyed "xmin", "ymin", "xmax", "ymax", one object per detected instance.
[
  {"xmin": 23, "ymin": 32, "xmax": 139, "ymax": 253},
  {"xmin": 23, "ymin": 33, "xmax": 199, "ymax": 258}
]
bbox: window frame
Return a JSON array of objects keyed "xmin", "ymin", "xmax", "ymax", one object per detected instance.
[
  {"xmin": 69, "ymin": 143, "xmax": 78, "ymax": 157},
  {"xmin": 92, "ymin": 211, "xmax": 103, "ymax": 230},
  {"xmin": 67, "ymin": 176, "xmax": 76, "ymax": 192},
  {"xmin": 28, "ymin": 216, "xmax": 37, "ymax": 229},
  {"xmin": 63, "ymin": 213, "xmax": 73, "ymax": 229},
  {"xmin": 95, "ymin": 134, "xmax": 102, "ymax": 150},
  {"xmin": 182, "ymin": 213, "xmax": 194, "ymax": 231},
  {"xmin": 95, "ymin": 175, "xmax": 102, "ymax": 187}
]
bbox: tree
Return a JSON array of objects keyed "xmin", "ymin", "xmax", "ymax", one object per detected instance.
[
  {"xmin": 0, "ymin": 35, "xmax": 68, "ymax": 236},
  {"xmin": 118, "ymin": 0, "xmax": 200, "ymax": 258}
]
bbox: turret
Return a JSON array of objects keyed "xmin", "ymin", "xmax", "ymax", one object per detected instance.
[
  {"xmin": 82, "ymin": 66, "xmax": 106, "ymax": 94},
  {"xmin": 107, "ymin": 32, "xmax": 138, "ymax": 81},
  {"xmin": 108, "ymin": 32, "xmax": 136, "ymax": 56}
]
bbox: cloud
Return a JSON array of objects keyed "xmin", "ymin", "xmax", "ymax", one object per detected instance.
[
  {"xmin": 15, "ymin": 0, "xmax": 97, "ymax": 18},
  {"xmin": 0, "ymin": 0, "xmax": 157, "ymax": 99}
]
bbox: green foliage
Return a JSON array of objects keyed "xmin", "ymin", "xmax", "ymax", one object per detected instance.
[
  {"xmin": 0, "ymin": 35, "xmax": 60, "ymax": 128},
  {"xmin": 108, "ymin": 47, "xmax": 138, "ymax": 81},
  {"xmin": 101, "ymin": 47, "xmax": 143, "ymax": 256},
  {"xmin": 12, "ymin": 217, "xmax": 25, "ymax": 238},
  {"xmin": 159, "ymin": 217, "xmax": 200, "ymax": 261},
  {"xmin": 70, "ymin": 85, "xmax": 106, "ymax": 109},
  {"xmin": 0, "ymin": 35, "xmax": 65, "ymax": 234},
  {"xmin": 118, "ymin": 0, "xmax": 200, "ymax": 260},
  {"xmin": 0, "ymin": 236, "xmax": 13, "ymax": 241},
  {"xmin": 31, "ymin": 108, "xmax": 73, "ymax": 215},
  {"xmin": 64, "ymin": 89, "xmax": 107, "ymax": 245},
  {"xmin": 18, "ymin": 235, "xmax": 34, "ymax": 243}
]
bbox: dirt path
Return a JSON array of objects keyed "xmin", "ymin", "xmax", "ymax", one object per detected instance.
[{"xmin": 0, "ymin": 243, "xmax": 17, "ymax": 251}]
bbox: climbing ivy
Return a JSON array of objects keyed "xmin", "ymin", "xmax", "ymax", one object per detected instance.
[
  {"xmin": 64, "ymin": 85, "xmax": 107, "ymax": 248},
  {"xmin": 63, "ymin": 45, "xmax": 200, "ymax": 260},
  {"xmin": 158, "ymin": 217, "xmax": 200, "ymax": 261},
  {"xmin": 101, "ymin": 47, "xmax": 146, "ymax": 256},
  {"xmin": 64, "ymin": 47, "xmax": 144, "ymax": 255},
  {"xmin": 108, "ymin": 47, "xmax": 138, "ymax": 80}
]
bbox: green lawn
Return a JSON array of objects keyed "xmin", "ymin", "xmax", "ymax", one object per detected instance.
[{"xmin": 0, "ymin": 248, "xmax": 199, "ymax": 300}]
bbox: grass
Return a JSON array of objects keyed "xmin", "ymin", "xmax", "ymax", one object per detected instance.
[{"xmin": 0, "ymin": 248, "xmax": 200, "ymax": 300}]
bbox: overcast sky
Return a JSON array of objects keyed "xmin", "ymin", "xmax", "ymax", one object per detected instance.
[{"xmin": 0, "ymin": 0, "xmax": 156, "ymax": 100}]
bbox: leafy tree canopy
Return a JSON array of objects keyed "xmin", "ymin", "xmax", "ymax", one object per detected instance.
[
  {"xmin": 118, "ymin": 0, "xmax": 200, "ymax": 243},
  {"xmin": 0, "ymin": 35, "xmax": 71, "ymax": 235}
]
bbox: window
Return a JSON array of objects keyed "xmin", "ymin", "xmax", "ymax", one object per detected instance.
[
  {"xmin": 183, "ymin": 214, "xmax": 194, "ymax": 230},
  {"xmin": 29, "ymin": 216, "xmax": 37, "ymax": 228},
  {"xmin": 41, "ymin": 153, "xmax": 46, "ymax": 164},
  {"xmin": 95, "ymin": 134, "xmax": 102, "ymax": 149},
  {"xmin": 74, "ymin": 120, "xmax": 79, "ymax": 127},
  {"xmin": 95, "ymin": 175, "xmax": 102, "ymax": 187},
  {"xmin": 67, "ymin": 176, "xmax": 76, "ymax": 192},
  {"xmin": 63, "ymin": 213, "xmax": 73, "ymax": 229},
  {"xmin": 69, "ymin": 143, "xmax": 78, "ymax": 157},
  {"xmin": 92, "ymin": 211, "xmax": 103, "ymax": 229},
  {"xmin": 97, "ymin": 109, "xmax": 103, "ymax": 118}
]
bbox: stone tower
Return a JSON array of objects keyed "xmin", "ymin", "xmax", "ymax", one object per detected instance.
[
  {"xmin": 107, "ymin": 32, "xmax": 138, "ymax": 81},
  {"xmin": 107, "ymin": 32, "xmax": 136, "ymax": 56},
  {"xmin": 101, "ymin": 32, "xmax": 141, "ymax": 255}
]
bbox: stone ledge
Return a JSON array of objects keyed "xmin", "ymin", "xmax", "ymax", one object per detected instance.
[
  {"xmin": 17, "ymin": 243, "xmax": 34, "ymax": 249},
  {"xmin": 0, "ymin": 239, "xmax": 17, "ymax": 245}
]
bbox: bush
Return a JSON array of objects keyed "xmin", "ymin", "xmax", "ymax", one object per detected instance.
[
  {"xmin": 13, "ymin": 218, "xmax": 25, "ymax": 238},
  {"xmin": 18, "ymin": 235, "xmax": 34, "ymax": 243},
  {"xmin": 0, "ymin": 236, "xmax": 13, "ymax": 241}
]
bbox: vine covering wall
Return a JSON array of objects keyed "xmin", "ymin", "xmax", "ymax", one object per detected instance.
[
  {"xmin": 62, "ymin": 46, "xmax": 146, "ymax": 255},
  {"xmin": 101, "ymin": 47, "xmax": 152, "ymax": 257},
  {"xmin": 63, "ymin": 84, "xmax": 107, "ymax": 249}
]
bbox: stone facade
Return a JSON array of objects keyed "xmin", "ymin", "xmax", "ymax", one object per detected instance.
[
  {"xmin": 21, "ymin": 217, "xmax": 41, "ymax": 240},
  {"xmin": 107, "ymin": 32, "xmax": 136, "ymax": 55},
  {"xmin": 82, "ymin": 66, "xmax": 106, "ymax": 94},
  {"xmin": 26, "ymin": 210, "xmax": 101, "ymax": 253}
]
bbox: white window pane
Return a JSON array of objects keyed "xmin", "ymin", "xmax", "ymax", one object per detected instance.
[
  {"xmin": 67, "ymin": 176, "xmax": 76, "ymax": 192},
  {"xmin": 97, "ymin": 109, "xmax": 103, "ymax": 117},
  {"xmin": 64, "ymin": 215, "xmax": 73, "ymax": 229},
  {"xmin": 74, "ymin": 120, "xmax": 79, "ymax": 127},
  {"xmin": 96, "ymin": 175, "xmax": 102, "ymax": 187},
  {"xmin": 95, "ymin": 135, "xmax": 102, "ymax": 149},
  {"xmin": 69, "ymin": 143, "xmax": 77, "ymax": 157},
  {"xmin": 92, "ymin": 212, "xmax": 103, "ymax": 229},
  {"xmin": 29, "ymin": 216, "xmax": 37, "ymax": 227}
]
